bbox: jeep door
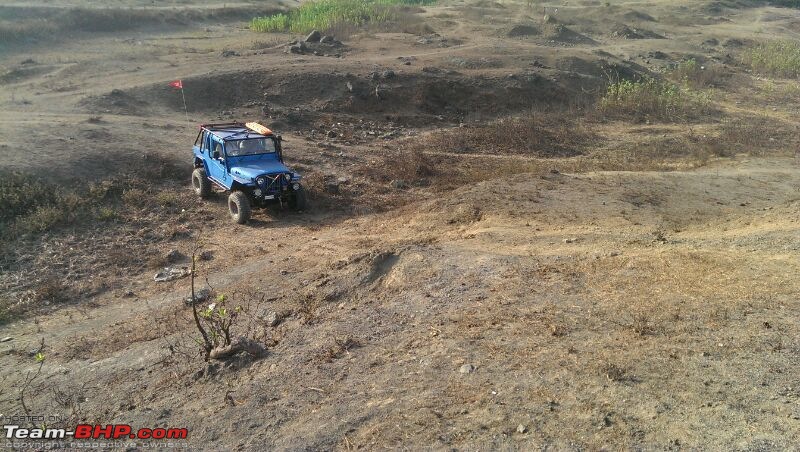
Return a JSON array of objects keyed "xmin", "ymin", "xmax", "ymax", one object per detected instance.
[{"xmin": 206, "ymin": 135, "xmax": 230, "ymax": 187}]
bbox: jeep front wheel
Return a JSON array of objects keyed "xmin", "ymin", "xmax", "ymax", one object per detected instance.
[
  {"xmin": 192, "ymin": 168, "xmax": 211, "ymax": 199},
  {"xmin": 228, "ymin": 191, "xmax": 251, "ymax": 224},
  {"xmin": 290, "ymin": 186, "xmax": 307, "ymax": 211}
]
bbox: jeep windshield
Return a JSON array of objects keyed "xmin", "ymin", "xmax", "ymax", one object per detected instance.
[{"xmin": 225, "ymin": 137, "xmax": 276, "ymax": 157}]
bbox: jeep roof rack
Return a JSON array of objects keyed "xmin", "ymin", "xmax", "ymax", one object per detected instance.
[{"xmin": 199, "ymin": 122, "xmax": 275, "ymax": 140}]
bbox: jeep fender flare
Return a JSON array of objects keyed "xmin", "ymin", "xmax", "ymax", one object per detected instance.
[{"xmin": 230, "ymin": 180, "xmax": 250, "ymax": 193}]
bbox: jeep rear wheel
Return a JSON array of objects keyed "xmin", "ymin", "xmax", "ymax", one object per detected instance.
[
  {"xmin": 228, "ymin": 191, "xmax": 251, "ymax": 224},
  {"xmin": 290, "ymin": 186, "xmax": 307, "ymax": 211},
  {"xmin": 192, "ymin": 168, "xmax": 211, "ymax": 199}
]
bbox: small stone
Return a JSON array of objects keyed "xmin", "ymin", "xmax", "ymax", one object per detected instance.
[
  {"xmin": 564, "ymin": 238, "xmax": 576, "ymax": 244},
  {"xmin": 516, "ymin": 424, "xmax": 527, "ymax": 434},
  {"xmin": 320, "ymin": 35, "xmax": 335, "ymax": 44},
  {"xmin": 0, "ymin": 337, "xmax": 12, "ymax": 343},
  {"xmin": 305, "ymin": 30, "xmax": 322, "ymax": 42},
  {"xmin": 265, "ymin": 311, "xmax": 281, "ymax": 327},
  {"xmin": 459, "ymin": 363, "xmax": 476, "ymax": 374},
  {"xmin": 199, "ymin": 250, "xmax": 214, "ymax": 261},
  {"xmin": 382, "ymin": 69, "xmax": 396, "ymax": 79}
]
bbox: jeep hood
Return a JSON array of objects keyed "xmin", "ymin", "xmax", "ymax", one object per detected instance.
[{"xmin": 229, "ymin": 161, "xmax": 291, "ymax": 181}]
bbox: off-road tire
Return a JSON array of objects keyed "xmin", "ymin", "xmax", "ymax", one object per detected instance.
[
  {"xmin": 192, "ymin": 168, "xmax": 211, "ymax": 199},
  {"xmin": 228, "ymin": 191, "xmax": 251, "ymax": 224},
  {"xmin": 290, "ymin": 186, "xmax": 307, "ymax": 211}
]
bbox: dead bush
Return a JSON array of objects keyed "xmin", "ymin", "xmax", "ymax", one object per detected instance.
[{"xmin": 668, "ymin": 59, "xmax": 727, "ymax": 89}]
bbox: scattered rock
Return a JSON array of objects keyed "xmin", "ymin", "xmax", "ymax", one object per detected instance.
[
  {"xmin": 263, "ymin": 311, "xmax": 285, "ymax": 327},
  {"xmin": 321, "ymin": 35, "xmax": 334, "ymax": 44},
  {"xmin": 459, "ymin": 363, "xmax": 476, "ymax": 374},
  {"xmin": 703, "ymin": 38, "xmax": 719, "ymax": 47},
  {"xmin": 564, "ymin": 238, "xmax": 577, "ymax": 244},
  {"xmin": 381, "ymin": 69, "xmax": 395, "ymax": 79},
  {"xmin": 184, "ymin": 288, "xmax": 211, "ymax": 306},
  {"xmin": 154, "ymin": 266, "xmax": 191, "ymax": 282},
  {"xmin": 199, "ymin": 250, "xmax": 214, "ymax": 261},
  {"xmin": 517, "ymin": 424, "xmax": 527, "ymax": 434},
  {"xmin": 305, "ymin": 30, "xmax": 322, "ymax": 43},
  {"xmin": 221, "ymin": 50, "xmax": 240, "ymax": 57},
  {"xmin": 0, "ymin": 337, "xmax": 12, "ymax": 343}
]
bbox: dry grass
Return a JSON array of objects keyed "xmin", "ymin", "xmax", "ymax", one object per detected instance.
[
  {"xmin": 597, "ymin": 77, "xmax": 714, "ymax": 122},
  {"xmin": 668, "ymin": 59, "xmax": 727, "ymax": 89},
  {"xmin": 741, "ymin": 40, "xmax": 800, "ymax": 78}
]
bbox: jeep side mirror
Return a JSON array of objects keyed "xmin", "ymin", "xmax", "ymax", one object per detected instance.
[{"xmin": 212, "ymin": 150, "xmax": 220, "ymax": 159}]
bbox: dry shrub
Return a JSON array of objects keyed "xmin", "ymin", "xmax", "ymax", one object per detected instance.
[
  {"xmin": 668, "ymin": 59, "xmax": 727, "ymax": 89},
  {"xmin": 597, "ymin": 77, "xmax": 714, "ymax": 122}
]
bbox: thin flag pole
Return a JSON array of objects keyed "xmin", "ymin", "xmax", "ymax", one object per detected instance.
[
  {"xmin": 180, "ymin": 86, "xmax": 190, "ymax": 131},
  {"xmin": 170, "ymin": 79, "xmax": 191, "ymax": 131}
]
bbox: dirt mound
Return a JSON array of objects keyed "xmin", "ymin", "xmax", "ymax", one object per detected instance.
[
  {"xmin": 0, "ymin": 64, "xmax": 56, "ymax": 84},
  {"xmin": 88, "ymin": 70, "xmax": 582, "ymax": 126},
  {"xmin": 85, "ymin": 88, "xmax": 150, "ymax": 115},
  {"xmin": 507, "ymin": 24, "xmax": 540, "ymax": 37},
  {"xmin": 622, "ymin": 10, "xmax": 657, "ymax": 22},
  {"xmin": 543, "ymin": 24, "xmax": 597, "ymax": 45},
  {"xmin": 610, "ymin": 24, "xmax": 665, "ymax": 39},
  {"xmin": 556, "ymin": 56, "xmax": 649, "ymax": 81}
]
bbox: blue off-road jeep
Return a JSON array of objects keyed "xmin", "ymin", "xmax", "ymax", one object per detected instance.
[{"xmin": 191, "ymin": 122, "xmax": 306, "ymax": 223}]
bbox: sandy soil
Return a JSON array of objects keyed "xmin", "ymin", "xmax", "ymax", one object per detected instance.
[{"xmin": 0, "ymin": 0, "xmax": 799, "ymax": 449}]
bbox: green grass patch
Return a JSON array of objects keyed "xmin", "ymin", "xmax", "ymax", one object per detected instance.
[
  {"xmin": 598, "ymin": 77, "xmax": 713, "ymax": 122},
  {"xmin": 250, "ymin": 0, "xmax": 436, "ymax": 34},
  {"xmin": 741, "ymin": 40, "xmax": 800, "ymax": 78}
]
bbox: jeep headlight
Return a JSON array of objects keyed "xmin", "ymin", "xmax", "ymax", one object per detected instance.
[
  {"xmin": 256, "ymin": 176, "xmax": 266, "ymax": 186},
  {"xmin": 284, "ymin": 173, "xmax": 292, "ymax": 182}
]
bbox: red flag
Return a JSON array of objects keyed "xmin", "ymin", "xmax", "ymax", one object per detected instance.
[{"xmin": 169, "ymin": 80, "xmax": 183, "ymax": 89}]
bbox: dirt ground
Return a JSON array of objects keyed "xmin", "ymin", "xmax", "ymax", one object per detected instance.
[{"xmin": 1, "ymin": 0, "xmax": 799, "ymax": 449}]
